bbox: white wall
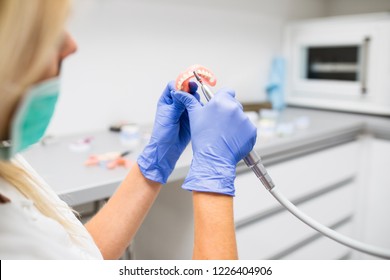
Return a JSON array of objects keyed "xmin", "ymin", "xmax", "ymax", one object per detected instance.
[
  {"xmin": 48, "ymin": 0, "xmax": 326, "ymax": 136},
  {"xmin": 326, "ymin": 0, "xmax": 390, "ymax": 16}
]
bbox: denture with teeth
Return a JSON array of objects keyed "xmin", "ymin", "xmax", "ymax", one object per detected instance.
[{"xmin": 175, "ymin": 64, "xmax": 217, "ymax": 92}]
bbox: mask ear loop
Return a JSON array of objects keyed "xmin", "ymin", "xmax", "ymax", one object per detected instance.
[
  {"xmin": 0, "ymin": 141, "xmax": 11, "ymax": 147},
  {"xmin": 0, "ymin": 82, "xmax": 32, "ymax": 161},
  {"xmin": 0, "ymin": 140, "xmax": 12, "ymax": 160}
]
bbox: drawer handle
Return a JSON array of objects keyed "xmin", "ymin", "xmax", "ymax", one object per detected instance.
[{"xmin": 361, "ymin": 36, "xmax": 370, "ymax": 95}]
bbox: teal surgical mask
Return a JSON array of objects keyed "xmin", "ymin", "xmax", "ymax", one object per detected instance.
[{"xmin": 0, "ymin": 78, "xmax": 60, "ymax": 160}]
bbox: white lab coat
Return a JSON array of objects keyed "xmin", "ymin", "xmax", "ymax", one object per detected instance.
[{"xmin": 0, "ymin": 158, "xmax": 103, "ymax": 260}]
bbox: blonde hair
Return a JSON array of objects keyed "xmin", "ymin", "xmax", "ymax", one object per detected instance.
[{"xmin": 0, "ymin": 0, "xmax": 87, "ymax": 245}]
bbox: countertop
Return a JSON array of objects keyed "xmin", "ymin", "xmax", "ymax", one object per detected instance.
[{"xmin": 21, "ymin": 107, "xmax": 390, "ymax": 206}]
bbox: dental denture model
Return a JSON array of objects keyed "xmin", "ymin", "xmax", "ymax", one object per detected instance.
[
  {"xmin": 85, "ymin": 151, "xmax": 133, "ymax": 170},
  {"xmin": 175, "ymin": 64, "xmax": 217, "ymax": 92}
]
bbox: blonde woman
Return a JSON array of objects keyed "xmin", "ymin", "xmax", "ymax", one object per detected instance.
[{"xmin": 0, "ymin": 0, "xmax": 256, "ymax": 259}]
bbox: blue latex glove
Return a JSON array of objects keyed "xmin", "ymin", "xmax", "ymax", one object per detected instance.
[
  {"xmin": 137, "ymin": 81, "xmax": 199, "ymax": 184},
  {"xmin": 173, "ymin": 88, "xmax": 257, "ymax": 196}
]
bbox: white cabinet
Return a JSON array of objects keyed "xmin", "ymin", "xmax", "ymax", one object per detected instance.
[
  {"xmin": 235, "ymin": 142, "xmax": 359, "ymax": 222},
  {"xmin": 133, "ymin": 138, "xmax": 390, "ymax": 260},
  {"xmin": 353, "ymin": 138, "xmax": 390, "ymax": 259},
  {"xmin": 284, "ymin": 13, "xmax": 390, "ymax": 115},
  {"xmin": 280, "ymin": 223, "xmax": 352, "ymax": 260},
  {"xmin": 133, "ymin": 180, "xmax": 194, "ymax": 260},
  {"xmin": 236, "ymin": 185, "xmax": 354, "ymax": 259},
  {"xmin": 234, "ymin": 141, "xmax": 360, "ymax": 259}
]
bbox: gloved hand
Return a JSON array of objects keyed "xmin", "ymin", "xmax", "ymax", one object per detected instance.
[
  {"xmin": 137, "ymin": 81, "xmax": 199, "ymax": 184},
  {"xmin": 173, "ymin": 88, "xmax": 257, "ymax": 196}
]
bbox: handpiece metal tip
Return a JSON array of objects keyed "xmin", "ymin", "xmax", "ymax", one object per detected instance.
[{"xmin": 193, "ymin": 71, "xmax": 203, "ymax": 84}]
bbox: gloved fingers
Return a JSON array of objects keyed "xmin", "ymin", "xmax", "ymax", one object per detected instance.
[
  {"xmin": 160, "ymin": 81, "xmax": 201, "ymax": 108},
  {"xmin": 182, "ymin": 81, "xmax": 201, "ymax": 102},
  {"xmin": 193, "ymin": 92, "xmax": 201, "ymax": 103},
  {"xmin": 215, "ymin": 88, "xmax": 244, "ymax": 111},
  {"xmin": 188, "ymin": 81, "xmax": 199, "ymax": 95},
  {"xmin": 159, "ymin": 80, "xmax": 176, "ymax": 105},
  {"xmin": 235, "ymin": 99, "xmax": 244, "ymax": 111},
  {"xmin": 173, "ymin": 91, "xmax": 203, "ymax": 113},
  {"xmin": 174, "ymin": 90, "xmax": 201, "ymax": 111},
  {"xmin": 216, "ymin": 87, "xmax": 236, "ymax": 98}
]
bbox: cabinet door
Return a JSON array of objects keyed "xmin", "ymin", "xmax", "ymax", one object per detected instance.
[
  {"xmin": 236, "ymin": 184, "xmax": 354, "ymax": 259},
  {"xmin": 280, "ymin": 223, "xmax": 352, "ymax": 260},
  {"xmin": 234, "ymin": 142, "xmax": 359, "ymax": 223},
  {"xmin": 285, "ymin": 16, "xmax": 389, "ymax": 98},
  {"xmin": 354, "ymin": 138, "xmax": 390, "ymax": 259}
]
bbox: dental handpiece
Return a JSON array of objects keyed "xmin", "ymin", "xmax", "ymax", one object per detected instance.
[
  {"xmin": 192, "ymin": 71, "xmax": 275, "ymax": 191},
  {"xmin": 192, "ymin": 70, "xmax": 390, "ymax": 258}
]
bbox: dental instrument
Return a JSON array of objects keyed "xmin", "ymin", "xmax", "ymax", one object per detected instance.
[
  {"xmin": 176, "ymin": 65, "xmax": 216, "ymax": 93},
  {"xmin": 194, "ymin": 70, "xmax": 275, "ymax": 190},
  {"xmin": 193, "ymin": 71, "xmax": 214, "ymax": 102},
  {"xmin": 192, "ymin": 70, "xmax": 390, "ymax": 259}
]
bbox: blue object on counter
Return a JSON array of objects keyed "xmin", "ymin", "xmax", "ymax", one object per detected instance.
[{"xmin": 266, "ymin": 57, "xmax": 286, "ymax": 111}]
